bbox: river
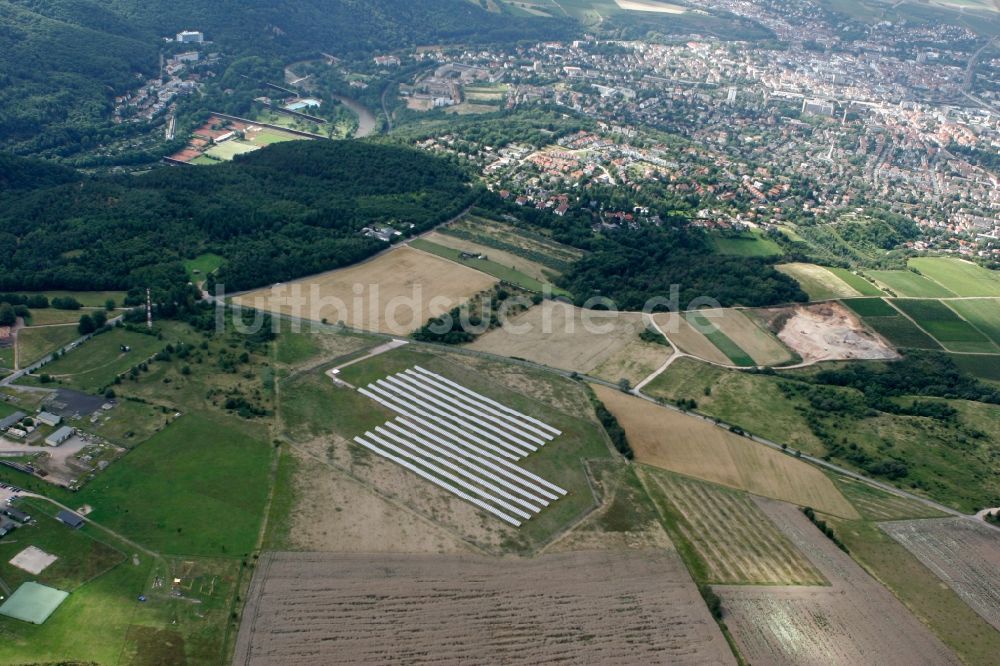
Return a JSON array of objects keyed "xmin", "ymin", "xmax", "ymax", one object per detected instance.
[{"xmin": 333, "ymin": 94, "xmax": 378, "ymax": 138}]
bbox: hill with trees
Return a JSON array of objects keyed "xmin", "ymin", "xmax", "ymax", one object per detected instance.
[
  {"xmin": 0, "ymin": 141, "xmax": 475, "ymax": 293},
  {"xmin": 0, "ymin": 0, "xmax": 574, "ymax": 157}
]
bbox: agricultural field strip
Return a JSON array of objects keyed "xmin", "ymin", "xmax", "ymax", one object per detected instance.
[
  {"xmin": 879, "ymin": 518, "xmax": 1000, "ymax": 630},
  {"xmin": 354, "ymin": 366, "xmax": 567, "ymax": 527},
  {"xmin": 651, "ymin": 472, "xmax": 823, "ymax": 584}
]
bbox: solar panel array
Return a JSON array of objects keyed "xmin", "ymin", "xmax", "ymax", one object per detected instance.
[{"xmin": 354, "ymin": 366, "xmax": 567, "ymax": 527}]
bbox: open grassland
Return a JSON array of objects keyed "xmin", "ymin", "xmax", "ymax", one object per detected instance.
[
  {"xmin": 698, "ymin": 308, "xmax": 793, "ymax": 366},
  {"xmin": 468, "ymin": 302, "xmax": 671, "ymax": 384},
  {"xmin": 25, "ymin": 309, "xmax": 98, "ymax": 326},
  {"xmin": 408, "ymin": 238, "xmax": 563, "ymax": 294},
  {"xmin": 0, "ymin": 347, "xmax": 12, "ymax": 369},
  {"xmin": 946, "ymin": 298, "xmax": 1000, "ymax": 346},
  {"xmin": 880, "ymin": 518, "xmax": 1000, "ymax": 631},
  {"xmin": 19, "ymin": 291, "xmax": 127, "ymax": 308},
  {"xmin": 654, "ymin": 312, "xmax": 731, "ymax": 364},
  {"xmin": 832, "ymin": 475, "xmax": 946, "ymax": 520},
  {"xmin": 15, "ymin": 325, "xmax": 79, "ymax": 367},
  {"xmin": 282, "ymin": 345, "xmax": 613, "ymax": 554},
  {"xmin": 645, "ymin": 357, "xmax": 823, "ymax": 451},
  {"xmin": 0, "ymin": 499, "xmax": 242, "ymax": 666},
  {"xmin": 708, "ymin": 230, "xmax": 782, "ymax": 257},
  {"xmin": 639, "ymin": 468, "xmax": 825, "ymax": 585},
  {"xmin": 827, "ymin": 267, "xmax": 883, "ymax": 295},
  {"xmin": 893, "ymin": 299, "xmax": 998, "ymax": 353},
  {"xmin": 421, "ymin": 231, "xmax": 554, "ymax": 283},
  {"xmin": 74, "ymin": 412, "xmax": 272, "ymax": 557},
  {"xmin": 869, "ymin": 269, "xmax": 957, "ymax": 297},
  {"xmin": 718, "ymin": 498, "xmax": 960, "ymax": 666},
  {"xmin": 909, "ymin": 257, "xmax": 1000, "ymax": 297},
  {"xmin": 234, "ymin": 550, "xmax": 733, "ymax": 666},
  {"xmin": 777, "ymin": 262, "xmax": 863, "ymax": 300},
  {"xmin": 684, "ymin": 311, "xmax": 755, "ymax": 366},
  {"xmin": 183, "ymin": 253, "xmax": 225, "ymax": 283},
  {"xmin": 234, "ymin": 246, "xmax": 498, "ymax": 334},
  {"xmin": 27, "ymin": 326, "xmax": 171, "ymax": 393},
  {"xmin": 592, "ymin": 384, "xmax": 859, "ymax": 517},
  {"xmin": 833, "ymin": 517, "xmax": 1000, "ymax": 665}
]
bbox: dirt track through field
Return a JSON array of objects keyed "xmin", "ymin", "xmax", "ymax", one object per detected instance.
[
  {"xmin": 717, "ymin": 498, "xmax": 960, "ymax": 666},
  {"xmin": 233, "ymin": 550, "xmax": 735, "ymax": 665}
]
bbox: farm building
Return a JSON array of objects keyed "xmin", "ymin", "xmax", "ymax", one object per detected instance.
[
  {"xmin": 0, "ymin": 411, "xmax": 26, "ymax": 431},
  {"xmin": 2, "ymin": 507, "xmax": 30, "ymax": 523},
  {"xmin": 35, "ymin": 412, "xmax": 61, "ymax": 427},
  {"xmin": 57, "ymin": 510, "xmax": 84, "ymax": 529},
  {"xmin": 45, "ymin": 426, "xmax": 75, "ymax": 447}
]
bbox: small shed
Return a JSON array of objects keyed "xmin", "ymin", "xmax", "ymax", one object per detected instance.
[
  {"xmin": 45, "ymin": 426, "xmax": 75, "ymax": 447},
  {"xmin": 56, "ymin": 510, "xmax": 84, "ymax": 529},
  {"xmin": 36, "ymin": 412, "xmax": 61, "ymax": 427}
]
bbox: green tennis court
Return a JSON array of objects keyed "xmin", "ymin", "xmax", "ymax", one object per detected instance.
[{"xmin": 0, "ymin": 582, "xmax": 69, "ymax": 624}]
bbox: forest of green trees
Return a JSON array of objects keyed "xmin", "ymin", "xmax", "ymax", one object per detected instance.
[{"xmin": 0, "ymin": 141, "xmax": 474, "ymax": 292}]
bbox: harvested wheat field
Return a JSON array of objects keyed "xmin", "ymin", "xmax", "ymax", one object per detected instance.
[
  {"xmin": 234, "ymin": 550, "xmax": 735, "ymax": 666},
  {"xmin": 880, "ymin": 518, "xmax": 1000, "ymax": 631},
  {"xmin": 717, "ymin": 498, "xmax": 959, "ymax": 666},
  {"xmin": 592, "ymin": 385, "xmax": 858, "ymax": 518},
  {"xmin": 754, "ymin": 302, "xmax": 898, "ymax": 363},
  {"xmin": 696, "ymin": 308, "xmax": 794, "ymax": 366},
  {"xmin": 469, "ymin": 302, "xmax": 671, "ymax": 383},
  {"xmin": 640, "ymin": 468, "xmax": 825, "ymax": 585},
  {"xmin": 233, "ymin": 246, "xmax": 497, "ymax": 334},
  {"xmin": 654, "ymin": 312, "xmax": 731, "ymax": 365}
]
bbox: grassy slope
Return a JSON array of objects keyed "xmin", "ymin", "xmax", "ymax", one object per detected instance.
[
  {"xmin": 893, "ymin": 299, "xmax": 997, "ymax": 353},
  {"xmin": 868, "ymin": 270, "xmax": 956, "ymax": 298},
  {"xmin": 909, "ymin": 258, "xmax": 1000, "ymax": 297},
  {"xmin": 827, "ymin": 267, "xmax": 883, "ymax": 295},
  {"xmin": 16, "ymin": 325, "xmax": 80, "ymax": 367}
]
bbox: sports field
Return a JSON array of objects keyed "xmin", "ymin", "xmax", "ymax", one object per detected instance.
[
  {"xmin": 0, "ymin": 583, "xmax": 68, "ymax": 624},
  {"xmin": 868, "ymin": 269, "xmax": 956, "ymax": 298},
  {"xmin": 893, "ymin": 299, "xmax": 997, "ymax": 353},
  {"xmin": 592, "ymin": 384, "xmax": 859, "ymax": 517},
  {"xmin": 234, "ymin": 246, "xmax": 498, "ymax": 334},
  {"xmin": 909, "ymin": 257, "xmax": 1000, "ymax": 297},
  {"xmin": 468, "ymin": 302, "xmax": 671, "ymax": 384},
  {"xmin": 776, "ymin": 263, "xmax": 863, "ymax": 300},
  {"xmin": 640, "ymin": 468, "xmax": 825, "ymax": 585},
  {"xmin": 204, "ymin": 140, "xmax": 260, "ymax": 161}
]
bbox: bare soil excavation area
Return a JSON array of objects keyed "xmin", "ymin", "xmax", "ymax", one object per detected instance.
[
  {"xmin": 756, "ymin": 302, "xmax": 898, "ymax": 363},
  {"xmin": 717, "ymin": 498, "xmax": 960, "ymax": 666},
  {"xmin": 234, "ymin": 550, "xmax": 735, "ymax": 666}
]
